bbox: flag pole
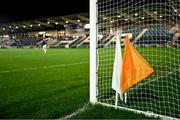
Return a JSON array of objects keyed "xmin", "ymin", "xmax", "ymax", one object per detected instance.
[
  {"xmin": 124, "ymin": 92, "xmax": 127, "ymax": 103},
  {"xmin": 115, "ymin": 92, "xmax": 118, "ymax": 109}
]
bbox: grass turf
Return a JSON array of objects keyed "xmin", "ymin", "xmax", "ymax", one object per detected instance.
[
  {"xmin": 0, "ymin": 48, "xmax": 89, "ymax": 119},
  {"xmin": 0, "ymin": 48, "xmax": 179, "ymax": 119}
]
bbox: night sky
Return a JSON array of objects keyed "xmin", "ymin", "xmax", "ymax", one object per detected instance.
[{"xmin": 0, "ymin": 0, "xmax": 89, "ymax": 23}]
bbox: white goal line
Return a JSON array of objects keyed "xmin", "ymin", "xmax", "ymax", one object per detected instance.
[{"xmin": 59, "ymin": 102, "xmax": 90, "ymax": 119}]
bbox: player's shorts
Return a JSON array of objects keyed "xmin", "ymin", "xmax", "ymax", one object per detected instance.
[{"xmin": 43, "ymin": 45, "xmax": 47, "ymax": 49}]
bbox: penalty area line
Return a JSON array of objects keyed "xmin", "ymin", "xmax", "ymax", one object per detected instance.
[{"xmin": 0, "ymin": 61, "xmax": 89, "ymax": 74}]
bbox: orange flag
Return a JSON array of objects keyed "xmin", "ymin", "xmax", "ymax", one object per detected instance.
[{"xmin": 121, "ymin": 36, "xmax": 154, "ymax": 93}]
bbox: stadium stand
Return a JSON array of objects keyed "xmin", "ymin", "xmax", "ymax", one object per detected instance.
[
  {"xmin": 69, "ymin": 36, "xmax": 88, "ymax": 48},
  {"xmin": 0, "ymin": 13, "xmax": 179, "ymax": 49},
  {"xmin": 76, "ymin": 36, "xmax": 90, "ymax": 48}
]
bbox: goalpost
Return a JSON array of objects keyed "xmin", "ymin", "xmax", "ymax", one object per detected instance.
[{"xmin": 90, "ymin": 0, "xmax": 180, "ymax": 119}]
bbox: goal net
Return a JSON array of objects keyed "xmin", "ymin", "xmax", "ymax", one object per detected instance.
[{"xmin": 91, "ymin": 0, "xmax": 180, "ymax": 119}]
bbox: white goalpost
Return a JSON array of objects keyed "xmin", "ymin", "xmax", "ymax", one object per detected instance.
[
  {"xmin": 90, "ymin": 0, "xmax": 180, "ymax": 119},
  {"xmin": 90, "ymin": 0, "xmax": 97, "ymax": 104}
]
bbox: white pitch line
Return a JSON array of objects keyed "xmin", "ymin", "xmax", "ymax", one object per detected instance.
[
  {"xmin": 4, "ymin": 53, "xmax": 63, "ymax": 58},
  {"xmin": 0, "ymin": 62, "xmax": 89, "ymax": 74},
  {"xmin": 60, "ymin": 102, "xmax": 89, "ymax": 119}
]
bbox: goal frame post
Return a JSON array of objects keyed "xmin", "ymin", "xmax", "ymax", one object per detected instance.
[{"xmin": 90, "ymin": 0, "xmax": 97, "ymax": 104}]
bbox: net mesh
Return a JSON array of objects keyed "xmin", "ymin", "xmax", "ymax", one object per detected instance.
[{"xmin": 96, "ymin": 0, "xmax": 180, "ymax": 118}]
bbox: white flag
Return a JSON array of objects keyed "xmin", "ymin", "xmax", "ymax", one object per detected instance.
[{"xmin": 112, "ymin": 32, "xmax": 123, "ymax": 100}]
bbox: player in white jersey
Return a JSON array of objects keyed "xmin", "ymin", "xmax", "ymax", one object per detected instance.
[{"xmin": 42, "ymin": 40, "xmax": 48, "ymax": 54}]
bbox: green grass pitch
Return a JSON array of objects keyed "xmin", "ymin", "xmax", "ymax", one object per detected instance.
[
  {"xmin": 0, "ymin": 48, "xmax": 179, "ymax": 119},
  {"xmin": 0, "ymin": 48, "xmax": 89, "ymax": 118}
]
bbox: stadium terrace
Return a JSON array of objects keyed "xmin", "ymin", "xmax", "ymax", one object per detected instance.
[{"xmin": 0, "ymin": 13, "xmax": 89, "ymax": 48}]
